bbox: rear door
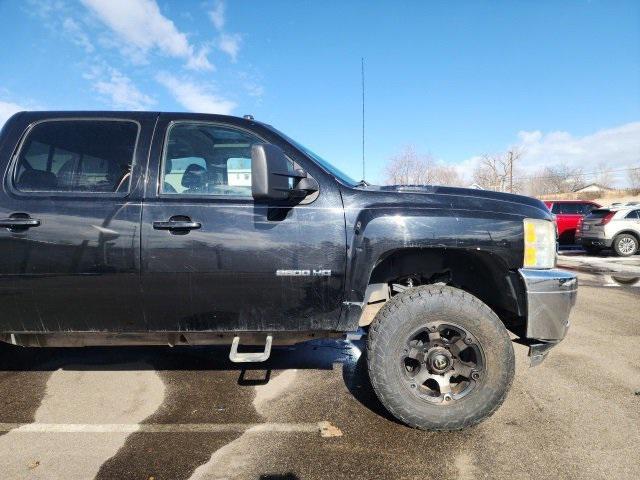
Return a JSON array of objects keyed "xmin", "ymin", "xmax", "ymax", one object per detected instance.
[
  {"xmin": 552, "ymin": 202, "xmax": 584, "ymax": 243},
  {"xmin": 140, "ymin": 115, "xmax": 346, "ymax": 332},
  {"xmin": 623, "ymin": 209, "xmax": 640, "ymax": 234},
  {"xmin": 0, "ymin": 113, "xmax": 155, "ymax": 332}
]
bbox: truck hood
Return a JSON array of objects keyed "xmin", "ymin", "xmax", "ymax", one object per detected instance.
[{"xmin": 362, "ymin": 184, "xmax": 549, "ymax": 214}]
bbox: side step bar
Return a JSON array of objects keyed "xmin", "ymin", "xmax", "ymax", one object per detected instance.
[{"xmin": 229, "ymin": 335, "xmax": 273, "ymax": 363}]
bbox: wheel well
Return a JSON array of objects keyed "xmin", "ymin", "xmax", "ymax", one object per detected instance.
[
  {"xmin": 614, "ymin": 230, "xmax": 640, "ymax": 242},
  {"xmin": 363, "ymin": 248, "xmax": 525, "ymax": 334}
]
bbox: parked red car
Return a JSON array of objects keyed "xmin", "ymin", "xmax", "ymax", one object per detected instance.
[{"xmin": 544, "ymin": 200, "xmax": 601, "ymax": 244}]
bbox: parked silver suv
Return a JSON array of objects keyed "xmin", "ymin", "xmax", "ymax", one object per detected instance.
[{"xmin": 577, "ymin": 202, "xmax": 640, "ymax": 256}]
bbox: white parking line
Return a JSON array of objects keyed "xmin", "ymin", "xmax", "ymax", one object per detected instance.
[{"xmin": 0, "ymin": 422, "xmax": 339, "ymax": 436}]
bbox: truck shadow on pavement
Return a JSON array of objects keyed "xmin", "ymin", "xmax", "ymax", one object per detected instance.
[
  {"xmin": 0, "ymin": 339, "xmax": 402, "ymax": 478},
  {"xmin": 0, "ymin": 338, "xmax": 398, "ymax": 425}
]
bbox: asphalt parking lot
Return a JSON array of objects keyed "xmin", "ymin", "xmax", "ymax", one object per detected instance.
[
  {"xmin": 0, "ymin": 270, "xmax": 638, "ymax": 480},
  {"xmin": 558, "ymin": 249, "xmax": 640, "ymax": 276}
]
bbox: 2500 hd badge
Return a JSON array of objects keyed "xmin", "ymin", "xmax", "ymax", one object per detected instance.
[
  {"xmin": 276, "ymin": 269, "xmax": 332, "ymax": 276},
  {"xmin": 0, "ymin": 111, "xmax": 577, "ymax": 430}
]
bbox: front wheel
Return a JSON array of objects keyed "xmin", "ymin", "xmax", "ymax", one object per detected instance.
[
  {"xmin": 613, "ymin": 234, "xmax": 638, "ymax": 257},
  {"xmin": 367, "ymin": 285, "xmax": 514, "ymax": 430}
]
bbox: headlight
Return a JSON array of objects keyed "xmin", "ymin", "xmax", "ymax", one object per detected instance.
[{"xmin": 523, "ymin": 219, "xmax": 556, "ymax": 269}]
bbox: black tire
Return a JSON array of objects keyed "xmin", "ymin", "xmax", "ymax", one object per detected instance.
[
  {"xmin": 612, "ymin": 234, "xmax": 638, "ymax": 257},
  {"xmin": 583, "ymin": 246, "xmax": 601, "ymax": 255},
  {"xmin": 611, "ymin": 275, "xmax": 640, "ymax": 286},
  {"xmin": 367, "ymin": 285, "xmax": 514, "ymax": 431}
]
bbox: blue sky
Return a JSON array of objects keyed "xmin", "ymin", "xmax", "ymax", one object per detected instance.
[{"xmin": 0, "ymin": 0, "xmax": 638, "ymax": 185}]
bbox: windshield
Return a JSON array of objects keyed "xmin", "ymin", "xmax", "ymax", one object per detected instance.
[{"xmin": 263, "ymin": 125, "xmax": 359, "ymax": 187}]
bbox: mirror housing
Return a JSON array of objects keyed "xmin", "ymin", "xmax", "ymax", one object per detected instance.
[
  {"xmin": 251, "ymin": 144, "xmax": 318, "ymax": 202},
  {"xmin": 251, "ymin": 144, "xmax": 292, "ymax": 201},
  {"xmin": 292, "ymin": 175, "xmax": 319, "ymax": 198}
]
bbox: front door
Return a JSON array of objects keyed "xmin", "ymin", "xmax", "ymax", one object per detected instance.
[
  {"xmin": 0, "ymin": 114, "xmax": 154, "ymax": 332},
  {"xmin": 141, "ymin": 115, "xmax": 346, "ymax": 332}
]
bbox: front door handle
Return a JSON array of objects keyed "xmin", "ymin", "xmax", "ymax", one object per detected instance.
[
  {"xmin": 153, "ymin": 216, "xmax": 201, "ymax": 232},
  {"xmin": 0, "ymin": 213, "xmax": 41, "ymax": 231}
]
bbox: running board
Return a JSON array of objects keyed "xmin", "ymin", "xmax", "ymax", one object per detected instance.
[{"xmin": 229, "ymin": 335, "xmax": 273, "ymax": 363}]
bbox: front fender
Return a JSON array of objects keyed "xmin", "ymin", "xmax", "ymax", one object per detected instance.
[{"xmin": 337, "ymin": 196, "xmax": 529, "ymax": 330}]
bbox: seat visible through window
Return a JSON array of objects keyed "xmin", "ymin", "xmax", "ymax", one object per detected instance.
[
  {"xmin": 160, "ymin": 123, "xmax": 267, "ymax": 197},
  {"xmin": 14, "ymin": 120, "xmax": 138, "ymax": 193}
]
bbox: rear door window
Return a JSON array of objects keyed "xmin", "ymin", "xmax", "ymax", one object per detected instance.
[
  {"xmin": 586, "ymin": 209, "xmax": 611, "ymax": 219},
  {"xmin": 14, "ymin": 120, "xmax": 139, "ymax": 193},
  {"xmin": 625, "ymin": 210, "xmax": 640, "ymax": 219},
  {"xmin": 552, "ymin": 203, "xmax": 591, "ymax": 215},
  {"xmin": 578, "ymin": 203, "xmax": 597, "ymax": 215}
]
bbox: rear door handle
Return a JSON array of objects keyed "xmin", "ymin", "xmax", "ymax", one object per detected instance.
[
  {"xmin": 153, "ymin": 216, "xmax": 201, "ymax": 231},
  {"xmin": 0, "ymin": 214, "xmax": 41, "ymax": 230}
]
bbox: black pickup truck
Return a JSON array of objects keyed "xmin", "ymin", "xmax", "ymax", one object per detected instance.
[{"xmin": 0, "ymin": 111, "xmax": 577, "ymax": 430}]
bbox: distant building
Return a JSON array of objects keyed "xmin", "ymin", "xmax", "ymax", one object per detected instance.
[
  {"xmin": 228, "ymin": 168, "xmax": 251, "ymax": 186},
  {"xmin": 573, "ymin": 183, "xmax": 614, "ymax": 194}
]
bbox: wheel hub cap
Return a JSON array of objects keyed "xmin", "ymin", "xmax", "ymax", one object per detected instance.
[
  {"xmin": 427, "ymin": 349, "xmax": 453, "ymax": 374},
  {"xmin": 400, "ymin": 323, "xmax": 486, "ymax": 404},
  {"xmin": 620, "ymin": 238, "xmax": 636, "ymax": 254}
]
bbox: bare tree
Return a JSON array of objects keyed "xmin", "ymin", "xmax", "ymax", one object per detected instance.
[
  {"xmin": 383, "ymin": 146, "xmax": 432, "ymax": 185},
  {"xmin": 383, "ymin": 146, "xmax": 463, "ymax": 186},
  {"xmin": 562, "ymin": 165, "xmax": 586, "ymax": 192},
  {"xmin": 629, "ymin": 167, "xmax": 640, "ymax": 194},
  {"xmin": 594, "ymin": 162, "xmax": 614, "ymax": 188},
  {"xmin": 525, "ymin": 164, "xmax": 585, "ymax": 196},
  {"xmin": 472, "ymin": 148, "xmax": 522, "ymax": 192},
  {"xmin": 431, "ymin": 164, "xmax": 462, "ymax": 186}
]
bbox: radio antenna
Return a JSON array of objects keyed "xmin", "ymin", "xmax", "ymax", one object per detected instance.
[{"xmin": 361, "ymin": 57, "xmax": 365, "ymax": 181}]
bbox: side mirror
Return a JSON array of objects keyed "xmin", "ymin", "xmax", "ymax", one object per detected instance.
[
  {"xmin": 251, "ymin": 144, "xmax": 318, "ymax": 202},
  {"xmin": 290, "ymin": 173, "xmax": 319, "ymax": 200},
  {"xmin": 251, "ymin": 144, "xmax": 292, "ymax": 201}
]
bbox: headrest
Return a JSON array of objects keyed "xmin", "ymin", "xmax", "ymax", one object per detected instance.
[{"xmin": 181, "ymin": 163, "xmax": 207, "ymax": 189}]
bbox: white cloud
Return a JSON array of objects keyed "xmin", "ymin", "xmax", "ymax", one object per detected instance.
[
  {"xmin": 218, "ymin": 33, "xmax": 241, "ymax": 62},
  {"xmin": 80, "ymin": 0, "xmax": 213, "ymax": 70},
  {"xmin": 209, "ymin": 1, "xmax": 225, "ymax": 30},
  {"xmin": 186, "ymin": 45, "xmax": 214, "ymax": 71},
  {"xmin": 85, "ymin": 66, "xmax": 155, "ymax": 110},
  {"xmin": 457, "ymin": 122, "xmax": 640, "ymax": 187},
  {"xmin": 0, "ymin": 100, "xmax": 25, "ymax": 127},
  {"xmin": 244, "ymin": 81, "xmax": 264, "ymax": 98},
  {"xmin": 27, "ymin": 1, "xmax": 95, "ymax": 53},
  {"xmin": 156, "ymin": 72, "xmax": 235, "ymax": 114},
  {"xmin": 236, "ymin": 71, "xmax": 264, "ymax": 98},
  {"xmin": 62, "ymin": 17, "xmax": 94, "ymax": 53},
  {"xmin": 515, "ymin": 122, "xmax": 640, "ymax": 173},
  {"xmin": 208, "ymin": 1, "xmax": 241, "ymax": 61},
  {"xmin": 26, "ymin": 0, "xmax": 64, "ymax": 19}
]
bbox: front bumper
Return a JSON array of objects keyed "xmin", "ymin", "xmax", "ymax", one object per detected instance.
[{"xmin": 518, "ymin": 268, "xmax": 578, "ymax": 364}]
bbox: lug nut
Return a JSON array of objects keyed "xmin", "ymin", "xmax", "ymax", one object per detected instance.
[
  {"xmin": 443, "ymin": 394, "xmax": 452, "ymax": 402},
  {"xmin": 471, "ymin": 371, "xmax": 480, "ymax": 380}
]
